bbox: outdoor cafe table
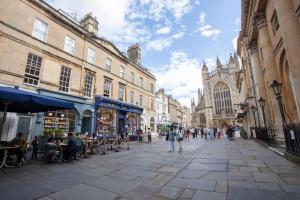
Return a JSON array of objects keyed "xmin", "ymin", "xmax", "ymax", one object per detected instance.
[{"xmin": 0, "ymin": 146, "xmax": 19, "ymax": 168}]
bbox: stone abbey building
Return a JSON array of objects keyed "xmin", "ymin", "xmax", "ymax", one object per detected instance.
[{"xmin": 191, "ymin": 54, "xmax": 240, "ymax": 128}]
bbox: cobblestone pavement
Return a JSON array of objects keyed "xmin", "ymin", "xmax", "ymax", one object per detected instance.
[{"xmin": 1, "ymin": 138, "xmax": 300, "ymax": 200}]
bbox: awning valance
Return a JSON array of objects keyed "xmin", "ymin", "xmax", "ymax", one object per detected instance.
[
  {"xmin": 95, "ymin": 96, "xmax": 143, "ymax": 114},
  {"xmin": 0, "ymin": 86, "xmax": 74, "ymax": 113}
]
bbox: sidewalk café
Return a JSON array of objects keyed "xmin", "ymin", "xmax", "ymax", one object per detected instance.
[
  {"xmin": 0, "ymin": 86, "xmax": 75, "ymax": 168},
  {"xmin": 95, "ymin": 96, "xmax": 143, "ymax": 140}
]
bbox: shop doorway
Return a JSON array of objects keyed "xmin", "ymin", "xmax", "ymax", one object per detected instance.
[
  {"xmin": 81, "ymin": 110, "xmax": 92, "ymax": 134},
  {"xmin": 118, "ymin": 111, "xmax": 125, "ymax": 137}
]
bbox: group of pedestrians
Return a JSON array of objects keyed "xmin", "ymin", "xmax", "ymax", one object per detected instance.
[{"xmin": 165, "ymin": 125, "xmax": 239, "ymax": 152}]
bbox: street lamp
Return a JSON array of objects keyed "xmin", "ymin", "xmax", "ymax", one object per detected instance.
[
  {"xmin": 270, "ymin": 80, "xmax": 286, "ymax": 125},
  {"xmin": 251, "ymin": 105, "xmax": 257, "ymax": 127},
  {"xmin": 258, "ymin": 97, "xmax": 267, "ymax": 127}
]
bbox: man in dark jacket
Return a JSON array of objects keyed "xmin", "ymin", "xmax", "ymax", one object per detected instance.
[{"xmin": 63, "ymin": 133, "xmax": 77, "ymax": 160}]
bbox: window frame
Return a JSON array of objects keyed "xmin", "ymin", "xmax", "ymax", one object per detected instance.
[
  {"xmin": 139, "ymin": 95, "xmax": 143, "ymax": 107},
  {"xmin": 105, "ymin": 58, "xmax": 112, "ymax": 72},
  {"xmin": 64, "ymin": 35, "xmax": 75, "ymax": 55},
  {"xmin": 119, "ymin": 66, "xmax": 125, "ymax": 79},
  {"xmin": 118, "ymin": 83, "xmax": 125, "ymax": 101},
  {"xmin": 23, "ymin": 53, "xmax": 42, "ymax": 87},
  {"xmin": 84, "ymin": 71, "xmax": 94, "ymax": 98},
  {"xmin": 59, "ymin": 66, "xmax": 72, "ymax": 93},
  {"xmin": 87, "ymin": 48, "xmax": 96, "ymax": 64},
  {"xmin": 103, "ymin": 79, "xmax": 112, "ymax": 97},
  {"xmin": 32, "ymin": 18, "xmax": 48, "ymax": 42},
  {"xmin": 130, "ymin": 91, "xmax": 135, "ymax": 104}
]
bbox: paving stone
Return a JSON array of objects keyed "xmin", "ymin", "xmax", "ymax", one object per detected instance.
[
  {"xmin": 124, "ymin": 190, "xmax": 150, "ymax": 200},
  {"xmin": 0, "ymin": 181, "xmax": 53, "ymax": 200},
  {"xmin": 167, "ymin": 177, "xmax": 216, "ymax": 191},
  {"xmin": 157, "ymin": 166, "xmax": 180, "ymax": 173},
  {"xmin": 177, "ymin": 169, "xmax": 209, "ymax": 179},
  {"xmin": 253, "ymin": 172, "xmax": 284, "ymax": 183},
  {"xmin": 156, "ymin": 186, "xmax": 182, "ymax": 199},
  {"xmin": 239, "ymin": 166, "xmax": 259, "ymax": 172},
  {"xmin": 180, "ymin": 189, "xmax": 195, "ymax": 199},
  {"xmin": 186, "ymin": 163, "xmax": 227, "ymax": 172},
  {"xmin": 191, "ymin": 158, "xmax": 228, "ymax": 164},
  {"xmin": 215, "ymin": 181, "xmax": 227, "ymax": 193},
  {"xmin": 280, "ymin": 184, "xmax": 300, "ymax": 193},
  {"xmin": 228, "ymin": 186, "xmax": 297, "ymax": 200},
  {"xmin": 85, "ymin": 175, "xmax": 139, "ymax": 195},
  {"xmin": 49, "ymin": 183, "xmax": 117, "ymax": 200},
  {"xmin": 256, "ymin": 183, "xmax": 282, "ymax": 191},
  {"xmin": 133, "ymin": 184, "xmax": 161, "ymax": 195},
  {"xmin": 192, "ymin": 190, "xmax": 226, "ymax": 200}
]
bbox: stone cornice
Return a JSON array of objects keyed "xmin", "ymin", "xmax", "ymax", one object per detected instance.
[
  {"xmin": 247, "ymin": 40, "xmax": 259, "ymax": 55},
  {"xmin": 254, "ymin": 12, "xmax": 267, "ymax": 30},
  {"xmin": 241, "ymin": 0, "xmax": 251, "ymax": 37}
]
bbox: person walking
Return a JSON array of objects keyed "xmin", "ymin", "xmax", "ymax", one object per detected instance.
[
  {"xmin": 209, "ymin": 128, "xmax": 215, "ymax": 140},
  {"xmin": 168, "ymin": 127, "xmax": 176, "ymax": 152},
  {"xmin": 147, "ymin": 128, "xmax": 152, "ymax": 143},
  {"xmin": 200, "ymin": 128, "xmax": 204, "ymax": 139},
  {"xmin": 204, "ymin": 128, "xmax": 208, "ymax": 140},
  {"xmin": 177, "ymin": 127, "xmax": 184, "ymax": 153}
]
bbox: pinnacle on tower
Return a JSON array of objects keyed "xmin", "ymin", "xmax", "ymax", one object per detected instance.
[
  {"xmin": 202, "ymin": 60, "xmax": 208, "ymax": 70},
  {"xmin": 229, "ymin": 53, "xmax": 235, "ymax": 64},
  {"xmin": 216, "ymin": 56, "xmax": 222, "ymax": 68}
]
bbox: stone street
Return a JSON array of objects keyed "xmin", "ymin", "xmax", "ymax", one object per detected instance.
[{"xmin": 1, "ymin": 138, "xmax": 300, "ymax": 200}]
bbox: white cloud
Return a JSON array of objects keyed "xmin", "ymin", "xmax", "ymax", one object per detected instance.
[
  {"xmin": 45, "ymin": 0, "xmax": 195, "ymax": 53},
  {"xmin": 232, "ymin": 35, "xmax": 238, "ymax": 51},
  {"xmin": 235, "ymin": 18, "xmax": 241, "ymax": 25},
  {"xmin": 196, "ymin": 12, "xmax": 221, "ymax": 40},
  {"xmin": 146, "ymin": 31, "xmax": 185, "ymax": 51},
  {"xmin": 156, "ymin": 26, "xmax": 172, "ymax": 35},
  {"xmin": 199, "ymin": 12, "xmax": 206, "ymax": 25},
  {"xmin": 45, "ymin": 0, "xmax": 151, "ymax": 50},
  {"xmin": 146, "ymin": 38, "xmax": 173, "ymax": 51},
  {"xmin": 152, "ymin": 51, "xmax": 202, "ymax": 107},
  {"xmin": 144, "ymin": 0, "xmax": 193, "ymax": 21}
]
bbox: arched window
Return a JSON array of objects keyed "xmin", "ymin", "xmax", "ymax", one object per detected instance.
[{"xmin": 214, "ymin": 82, "xmax": 232, "ymax": 115}]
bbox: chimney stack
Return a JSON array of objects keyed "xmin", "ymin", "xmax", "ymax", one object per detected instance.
[
  {"xmin": 80, "ymin": 12, "xmax": 99, "ymax": 35},
  {"xmin": 127, "ymin": 43, "xmax": 141, "ymax": 66}
]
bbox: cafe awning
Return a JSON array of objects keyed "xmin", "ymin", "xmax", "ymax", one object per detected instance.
[
  {"xmin": 95, "ymin": 96, "xmax": 143, "ymax": 114},
  {"xmin": 0, "ymin": 86, "xmax": 74, "ymax": 113}
]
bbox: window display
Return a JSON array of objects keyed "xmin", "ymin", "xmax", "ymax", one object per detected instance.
[
  {"xmin": 97, "ymin": 108, "xmax": 116, "ymax": 134},
  {"xmin": 127, "ymin": 113, "xmax": 140, "ymax": 135},
  {"xmin": 43, "ymin": 110, "xmax": 76, "ymax": 133}
]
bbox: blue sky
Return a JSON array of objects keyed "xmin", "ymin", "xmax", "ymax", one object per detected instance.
[{"xmin": 45, "ymin": 0, "xmax": 241, "ymax": 107}]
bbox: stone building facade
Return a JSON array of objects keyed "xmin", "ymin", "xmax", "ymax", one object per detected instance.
[
  {"xmin": 181, "ymin": 106, "xmax": 191, "ymax": 128},
  {"xmin": 191, "ymin": 55, "xmax": 240, "ymax": 128},
  {"xmin": 237, "ymin": 0, "xmax": 300, "ymax": 140},
  {"xmin": 155, "ymin": 88, "xmax": 171, "ymax": 131},
  {"xmin": 0, "ymin": 0, "xmax": 156, "ymax": 140},
  {"xmin": 168, "ymin": 96, "xmax": 182, "ymax": 126}
]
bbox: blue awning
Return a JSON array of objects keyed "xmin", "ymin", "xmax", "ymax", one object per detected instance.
[
  {"xmin": 95, "ymin": 96, "xmax": 143, "ymax": 114},
  {"xmin": 0, "ymin": 86, "xmax": 74, "ymax": 113}
]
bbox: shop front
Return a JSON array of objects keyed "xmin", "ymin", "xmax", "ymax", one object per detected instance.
[
  {"xmin": 95, "ymin": 96, "xmax": 143, "ymax": 137},
  {"xmin": 35, "ymin": 89, "xmax": 95, "ymax": 136}
]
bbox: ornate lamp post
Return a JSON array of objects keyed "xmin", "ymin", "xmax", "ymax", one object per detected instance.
[
  {"xmin": 251, "ymin": 105, "xmax": 257, "ymax": 127},
  {"xmin": 258, "ymin": 97, "xmax": 267, "ymax": 127},
  {"xmin": 270, "ymin": 80, "xmax": 286, "ymax": 125}
]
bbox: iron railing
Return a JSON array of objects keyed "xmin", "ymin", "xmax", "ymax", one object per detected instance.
[
  {"xmin": 283, "ymin": 123, "xmax": 300, "ymax": 157},
  {"xmin": 250, "ymin": 127, "xmax": 277, "ymax": 146}
]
